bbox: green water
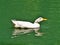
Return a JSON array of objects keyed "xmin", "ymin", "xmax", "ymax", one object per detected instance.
[{"xmin": 0, "ymin": 0, "xmax": 60, "ymax": 45}]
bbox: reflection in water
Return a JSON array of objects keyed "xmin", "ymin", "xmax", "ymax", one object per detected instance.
[{"xmin": 11, "ymin": 28, "xmax": 44, "ymax": 38}]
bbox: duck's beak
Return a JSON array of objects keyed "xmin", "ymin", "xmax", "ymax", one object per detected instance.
[{"xmin": 43, "ymin": 18, "xmax": 47, "ymax": 20}]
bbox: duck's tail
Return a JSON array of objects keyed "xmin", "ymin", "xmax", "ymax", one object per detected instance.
[{"xmin": 11, "ymin": 19, "xmax": 17, "ymax": 24}]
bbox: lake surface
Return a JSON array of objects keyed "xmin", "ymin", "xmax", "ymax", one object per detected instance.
[{"xmin": 0, "ymin": 0, "xmax": 60, "ymax": 45}]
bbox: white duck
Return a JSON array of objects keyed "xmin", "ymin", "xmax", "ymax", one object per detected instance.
[{"xmin": 11, "ymin": 17, "xmax": 47, "ymax": 28}]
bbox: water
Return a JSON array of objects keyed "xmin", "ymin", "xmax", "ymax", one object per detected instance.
[
  {"xmin": 11, "ymin": 28, "xmax": 43, "ymax": 38},
  {"xmin": 0, "ymin": 0, "xmax": 60, "ymax": 45}
]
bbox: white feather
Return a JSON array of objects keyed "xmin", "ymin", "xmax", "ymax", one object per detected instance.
[{"xmin": 11, "ymin": 17, "xmax": 47, "ymax": 28}]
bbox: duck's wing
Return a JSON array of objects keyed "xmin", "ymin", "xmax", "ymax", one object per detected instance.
[
  {"xmin": 17, "ymin": 21, "xmax": 33, "ymax": 26},
  {"xmin": 11, "ymin": 20, "xmax": 33, "ymax": 25}
]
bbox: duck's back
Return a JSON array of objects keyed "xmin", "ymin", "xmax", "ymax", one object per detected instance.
[{"xmin": 12, "ymin": 20, "xmax": 33, "ymax": 26}]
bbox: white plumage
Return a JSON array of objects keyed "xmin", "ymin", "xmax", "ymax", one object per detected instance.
[{"xmin": 11, "ymin": 17, "xmax": 47, "ymax": 28}]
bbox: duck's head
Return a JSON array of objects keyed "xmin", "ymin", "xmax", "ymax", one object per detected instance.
[{"xmin": 34, "ymin": 17, "xmax": 47, "ymax": 23}]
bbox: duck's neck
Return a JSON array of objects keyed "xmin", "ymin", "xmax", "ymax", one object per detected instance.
[
  {"xmin": 34, "ymin": 19, "xmax": 41, "ymax": 23},
  {"xmin": 34, "ymin": 21, "xmax": 38, "ymax": 23},
  {"xmin": 34, "ymin": 20, "xmax": 41, "ymax": 23},
  {"xmin": 34, "ymin": 21, "xmax": 39, "ymax": 24}
]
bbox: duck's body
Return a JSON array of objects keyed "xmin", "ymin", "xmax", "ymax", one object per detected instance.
[
  {"xmin": 11, "ymin": 17, "xmax": 47, "ymax": 28},
  {"xmin": 12, "ymin": 20, "xmax": 40, "ymax": 28}
]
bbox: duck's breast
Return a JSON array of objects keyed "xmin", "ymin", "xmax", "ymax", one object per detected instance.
[{"xmin": 33, "ymin": 23, "xmax": 40, "ymax": 28}]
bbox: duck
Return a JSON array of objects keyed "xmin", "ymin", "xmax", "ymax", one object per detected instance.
[{"xmin": 11, "ymin": 17, "xmax": 47, "ymax": 29}]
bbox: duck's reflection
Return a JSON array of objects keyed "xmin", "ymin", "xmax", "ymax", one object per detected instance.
[{"xmin": 11, "ymin": 28, "xmax": 43, "ymax": 38}]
